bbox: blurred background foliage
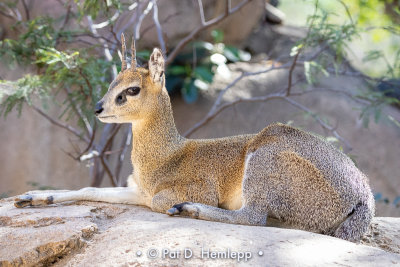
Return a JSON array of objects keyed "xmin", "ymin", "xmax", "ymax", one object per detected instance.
[
  {"xmin": 1, "ymin": 0, "xmax": 399, "ymax": 119},
  {"xmin": 166, "ymin": 29, "xmax": 251, "ymax": 103},
  {"xmin": 280, "ymin": 0, "xmax": 400, "ymax": 78},
  {"xmin": 0, "ymin": 0, "xmax": 399, "ymax": 206}
]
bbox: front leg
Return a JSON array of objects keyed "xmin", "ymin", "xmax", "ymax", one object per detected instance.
[{"xmin": 14, "ymin": 183, "xmax": 151, "ymax": 208}]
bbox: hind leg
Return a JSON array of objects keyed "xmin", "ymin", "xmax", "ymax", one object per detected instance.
[
  {"xmin": 166, "ymin": 176, "xmax": 269, "ymax": 226},
  {"xmin": 167, "ymin": 152, "xmax": 270, "ymax": 226},
  {"xmin": 167, "ymin": 202, "xmax": 268, "ymax": 226},
  {"xmin": 334, "ymin": 201, "xmax": 374, "ymax": 242}
]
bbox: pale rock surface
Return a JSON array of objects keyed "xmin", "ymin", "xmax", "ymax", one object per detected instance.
[{"xmin": 0, "ymin": 191, "xmax": 400, "ymax": 267}]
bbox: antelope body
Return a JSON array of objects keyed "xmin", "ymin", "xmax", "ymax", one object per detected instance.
[{"xmin": 15, "ymin": 36, "xmax": 374, "ymax": 242}]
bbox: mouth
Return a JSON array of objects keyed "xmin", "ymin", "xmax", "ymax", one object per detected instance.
[{"xmin": 97, "ymin": 115, "xmax": 116, "ymax": 119}]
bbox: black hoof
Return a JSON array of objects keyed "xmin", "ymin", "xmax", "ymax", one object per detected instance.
[
  {"xmin": 166, "ymin": 202, "xmax": 192, "ymax": 216},
  {"xmin": 166, "ymin": 207, "xmax": 179, "ymax": 216},
  {"xmin": 14, "ymin": 195, "xmax": 33, "ymax": 208}
]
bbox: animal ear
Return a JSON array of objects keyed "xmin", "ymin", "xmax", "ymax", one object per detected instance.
[{"xmin": 148, "ymin": 48, "xmax": 165, "ymax": 87}]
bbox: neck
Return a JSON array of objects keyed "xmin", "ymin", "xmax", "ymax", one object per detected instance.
[{"xmin": 130, "ymin": 91, "xmax": 184, "ymax": 169}]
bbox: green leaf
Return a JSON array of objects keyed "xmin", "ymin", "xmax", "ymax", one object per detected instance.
[
  {"xmin": 136, "ymin": 50, "xmax": 151, "ymax": 60},
  {"xmin": 223, "ymin": 46, "xmax": 240, "ymax": 62},
  {"xmin": 363, "ymin": 50, "xmax": 384, "ymax": 63},
  {"xmin": 304, "ymin": 61, "xmax": 312, "ymax": 84},
  {"xmin": 194, "ymin": 79, "xmax": 209, "ymax": 91},
  {"xmin": 181, "ymin": 79, "xmax": 198, "ymax": 103},
  {"xmin": 211, "ymin": 29, "xmax": 224, "ymax": 43},
  {"xmin": 165, "ymin": 75, "xmax": 183, "ymax": 93},
  {"xmin": 290, "ymin": 44, "xmax": 303, "ymax": 57},
  {"xmin": 362, "ymin": 115, "xmax": 370, "ymax": 128},
  {"xmin": 310, "ymin": 61, "xmax": 329, "ymax": 77},
  {"xmin": 388, "ymin": 115, "xmax": 400, "ymax": 129},
  {"xmin": 223, "ymin": 45, "xmax": 251, "ymax": 62},
  {"xmin": 193, "ymin": 66, "xmax": 213, "ymax": 83},
  {"xmin": 35, "ymin": 48, "xmax": 79, "ymax": 69},
  {"xmin": 238, "ymin": 50, "xmax": 251, "ymax": 61},
  {"xmin": 168, "ymin": 65, "xmax": 187, "ymax": 75},
  {"xmin": 193, "ymin": 41, "xmax": 214, "ymax": 51},
  {"xmin": 0, "ymin": 75, "xmax": 48, "ymax": 117},
  {"xmin": 374, "ymin": 108, "xmax": 381, "ymax": 123}
]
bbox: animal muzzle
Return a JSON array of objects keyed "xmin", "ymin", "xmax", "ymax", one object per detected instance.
[{"xmin": 94, "ymin": 100, "xmax": 104, "ymax": 116}]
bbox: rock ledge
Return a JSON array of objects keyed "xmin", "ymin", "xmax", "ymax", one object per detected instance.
[{"xmin": 0, "ymin": 191, "xmax": 399, "ymax": 266}]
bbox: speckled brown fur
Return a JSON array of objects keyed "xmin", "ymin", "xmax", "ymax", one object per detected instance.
[{"xmin": 14, "ymin": 44, "xmax": 375, "ymax": 242}]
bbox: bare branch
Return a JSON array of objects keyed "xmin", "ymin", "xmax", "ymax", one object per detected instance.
[
  {"xmin": 55, "ymin": 1, "xmax": 72, "ymax": 46},
  {"xmin": 11, "ymin": 4, "xmax": 22, "ymax": 21},
  {"xmin": 307, "ymin": 42, "xmax": 331, "ymax": 61},
  {"xmin": 101, "ymin": 124, "xmax": 122, "ymax": 155},
  {"xmin": 98, "ymin": 124, "xmax": 122, "ymax": 187},
  {"xmin": 31, "ymin": 105, "xmax": 89, "ymax": 143},
  {"xmin": 90, "ymin": 158, "xmax": 103, "ymax": 187},
  {"xmin": 92, "ymin": 11, "xmax": 120, "ymax": 29},
  {"xmin": 21, "ymin": 0, "xmax": 30, "ymax": 20},
  {"xmin": 0, "ymin": 9, "xmax": 14, "ymax": 20},
  {"xmin": 184, "ymin": 92, "xmax": 285, "ymax": 137},
  {"xmin": 100, "ymin": 156, "xmax": 117, "ymax": 187},
  {"xmin": 0, "ymin": 3, "xmax": 21, "ymax": 21},
  {"xmin": 286, "ymin": 51, "xmax": 301, "ymax": 96},
  {"xmin": 113, "ymin": 2, "xmax": 138, "ymax": 39},
  {"xmin": 66, "ymin": 32, "xmax": 119, "ymax": 46},
  {"xmin": 225, "ymin": 0, "xmax": 230, "ymax": 15},
  {"xmin": 166, "ymin": 0, "xmax": 251, "ymax": 65},
  {"xmin": 60, "ymin": 147, "xmax": 80, "ymax": 161},
  {"xmin": 290, "ymin": 87, "xmax": 371, "ymax": 106},
  {"xmin": 184, "ymin": 62, "xmax": 292, "ymax": 137},
  {"xmin": 197, "ymin": 0, "xmax": 206, "ymax": 25},
  {"xmin": 134, "ymin": 0, "xmax": 153, "ymax": 40},
  {"xmin": 86, "ymin": 15, "xmax": 117, "ymax": 78},
  {"xmin": 140, "ymin": 11, "xmax": 181, "ymax": 38},
  {"xmin": 114, "ymin": 125, "xmax": 132, "ymax": 186},
  {"xmin": 103, "ymin": 148, "xmax": 124, "ymax": 155},
  {"xmin": 151, "ymin": 0, "xmax": 166, "ymax": 54},
  {"xmin": 182, "ymin": 44, "xmax": 354, "ymax": 151},
  {"xmin": 64, "ymin": 87, "xmax": 93, "ymax": 137},
  {"xmin": 89, "ymin": 123, "xmax": 114, "ymax": 186},
  {"xmin": 60, "ymin": 0, "xmax": 71, "ymax": 30},
  {"xmin": 184, "ymin": 83, "xmax": 352, "ymax": 152},
  {"xmin": 96, "ymin": 124, "xmax": 114, "ymax": 152},
  {"xmin": 80, "ymin": 120, "xmax": 97, "ymax": 156},
  {"xmin": 282, "ymin": 97, "xmax": 352, "ymax": 151}
]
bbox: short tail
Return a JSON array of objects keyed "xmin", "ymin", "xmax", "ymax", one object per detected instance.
[{"xmin": 334, "ymin": 194, "xmax": 375, "ymax": 242}]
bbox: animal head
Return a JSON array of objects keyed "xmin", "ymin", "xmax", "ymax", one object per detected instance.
[{"xmin": 95, "ymin": 33, "xmax": 166, "ymax": 123}]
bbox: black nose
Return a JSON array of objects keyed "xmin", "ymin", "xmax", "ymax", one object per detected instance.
[{"xmin": 94, "ymin": 101, "xmax": 104, "ymax": 115}]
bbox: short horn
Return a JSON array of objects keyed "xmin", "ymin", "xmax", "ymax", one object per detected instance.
[
  {"xmin": 120, "ymin": 33, "xmax": 127, "ymax": 71},
  {"xmin": 131, "ymin": 36, "xmax": 136, "ymax": 70}
]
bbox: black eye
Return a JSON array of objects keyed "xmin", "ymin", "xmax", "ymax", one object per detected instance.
[
  {"xmin": 115, "ymin": 92, "xmax": 127, "ymax": 105},
  {"xmin": 126, "ymin": 87, "xmax": 140, "ymax": 96}
]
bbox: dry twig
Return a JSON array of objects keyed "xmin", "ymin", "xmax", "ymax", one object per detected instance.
[
  {"xmin": 183, "ymin": 42, "xmax": 354, "ymax": 152},
  {"xmin": 31, "ymin": 105, "xmax": 89, "ymax": 143},
  {"xmin": 166, "ymin": 0, "xmax": 251, "ymax": 65},
  {"xmin": 151, "ymin": 0, "xmax": 166, "ymax": 54}
]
